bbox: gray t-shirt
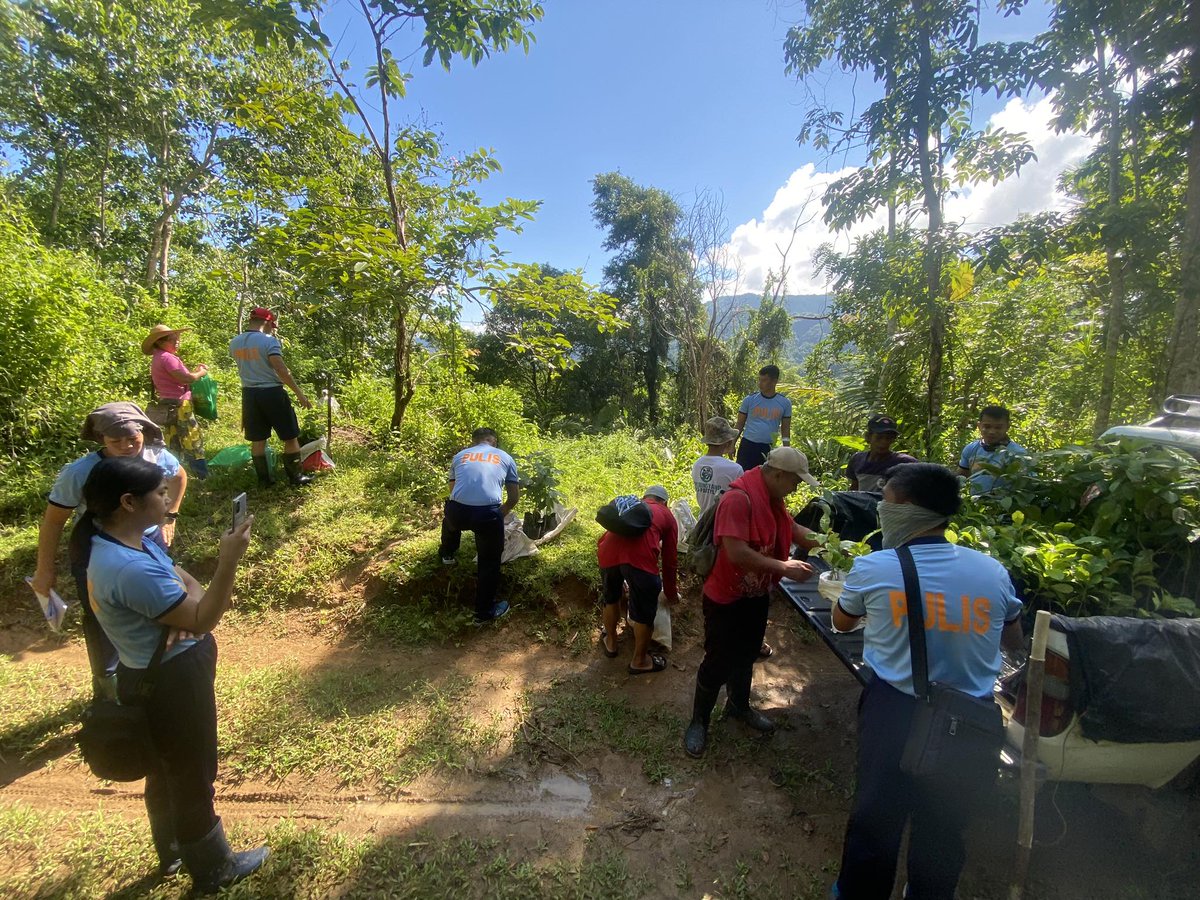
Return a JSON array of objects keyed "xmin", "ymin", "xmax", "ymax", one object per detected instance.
[{"xmin": 229, "ymin": 330, "xmax": 283, "ymax": 388}]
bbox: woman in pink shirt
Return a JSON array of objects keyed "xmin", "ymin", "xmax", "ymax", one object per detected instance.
[{"xmin": 144, "ymin": 325, "xmax": 210, "ymax": 478}]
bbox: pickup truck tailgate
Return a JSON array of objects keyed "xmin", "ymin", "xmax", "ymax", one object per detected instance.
[{"xmin": 775, "ymin": 564, "xmax": 871, "ymax": 686}]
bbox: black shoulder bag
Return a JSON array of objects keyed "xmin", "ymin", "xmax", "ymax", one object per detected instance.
[
  {"xmin": 895, "ymin": 545, "xmax": 1005, "ymax": 782},
  {"xmin": 78, "ymin": 628, "xmax": 169, "ymax": 782}
]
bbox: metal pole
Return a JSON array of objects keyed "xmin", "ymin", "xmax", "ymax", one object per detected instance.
[
  {"xmin": 326, "ymin": 371, "xmax": 333, "ymax": 451},
  {"xmin": 1010, "ymin": 609, "xmax": 1053, "ymax": 900}
]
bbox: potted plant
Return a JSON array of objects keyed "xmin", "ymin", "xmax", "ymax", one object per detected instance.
[
  {"xmin": 519, "ymin": 451, "xmax": 565, "ymax": 539},
  {"xmin": 813, "ymin": 530, "xmax": 873, "ymax": 607}
]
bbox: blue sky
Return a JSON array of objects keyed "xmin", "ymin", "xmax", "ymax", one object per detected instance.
[{"xmin": 322, "ymin": 1, "xmax": 1078, "ymax": 300}]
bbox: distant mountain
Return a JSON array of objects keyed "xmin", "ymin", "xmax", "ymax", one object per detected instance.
[{"xmin": 710, "ymin": 293, "xmax": 831, "ymax": 364}]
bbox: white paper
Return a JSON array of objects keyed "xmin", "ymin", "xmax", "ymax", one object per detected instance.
[{"xmin": 25, "ymin": 577, "xmax": 69, "ymax": 632}]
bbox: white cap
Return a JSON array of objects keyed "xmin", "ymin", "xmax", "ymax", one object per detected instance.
[{"xmin": 764, "ymin": 446, "xmax": 820, "ymax": 488}]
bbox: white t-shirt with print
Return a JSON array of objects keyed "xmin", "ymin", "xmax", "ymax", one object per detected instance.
[{"xmin": 691, "ymin": 455, "xmax": 744, "ymax": 514}]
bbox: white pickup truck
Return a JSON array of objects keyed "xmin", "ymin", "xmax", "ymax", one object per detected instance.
[{"xmin": 997, "ymin": 396, "xmax": 1200, "ymax": 789}]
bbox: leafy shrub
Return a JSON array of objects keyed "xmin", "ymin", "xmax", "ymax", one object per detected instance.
[{"xmin": 953, "ymin": 438, "xmax": 1200, "ymax": 615}]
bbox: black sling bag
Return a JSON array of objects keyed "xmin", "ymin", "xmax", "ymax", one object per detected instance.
[
  {"xmin": 895, "ymin": 545, "xmax": 1005, "ymax": 782},
  {"xmin": 77, "ymin": 628, "xmax": 169, "ymax": 782}
]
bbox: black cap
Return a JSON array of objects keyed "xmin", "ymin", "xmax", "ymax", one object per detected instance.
[{"xmin": 867, "ymin": 414, "xmax": 899, "ymax": 435}]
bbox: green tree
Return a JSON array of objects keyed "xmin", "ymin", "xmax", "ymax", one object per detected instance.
[
  {"xmin": 785, "ymin": 0, "xmax": 1036, "ymax": 450},
  {"xmin": 591, "ymin": 172, "xmax": 696, "ymax": 426}
]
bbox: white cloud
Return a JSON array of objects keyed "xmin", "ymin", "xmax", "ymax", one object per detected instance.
[{"xmin": 728, "ymin": 95, "xmax": 1097, "ymax": 294}]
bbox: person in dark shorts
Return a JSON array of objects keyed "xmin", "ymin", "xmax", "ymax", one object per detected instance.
[
  {"xmin": 228, "ymin": 307, "xmax": 313, "ymax": 486},
  {"xmin": 597, "ymin": 485, "xmax": 679, "ymax": 674}
]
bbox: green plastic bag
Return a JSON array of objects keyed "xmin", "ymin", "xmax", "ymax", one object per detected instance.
[
  {"xmin": 208, "ymin": 444, "xmax": 276, "ymax": 470},
  {"xmin": 192, "ymin": 375, "xmax": 218, "ymax": 421}
]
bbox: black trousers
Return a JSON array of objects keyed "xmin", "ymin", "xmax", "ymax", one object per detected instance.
[
  {"xmin": 696, "ymin": 593, "xmax": 769, "ymax": 706},
  {"xmin": 438, "ymin": 500, "xmax": 505, "ymax": 619},
  {"xmin": 835, "ymin": 677, "xmax": 995, "ymax": 900},
  {"xmin": 735, "ymin": 438, "xmax": 772, "ymax": 471},
  {"xmin": 118, "ymin": 635, "xmax": 220, "ymax": 846}
]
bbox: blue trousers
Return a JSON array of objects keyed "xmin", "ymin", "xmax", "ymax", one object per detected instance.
[
  {"xmin": 439, "ymin": 500, "xmax": 505, "ymax": 619},
  {"xmin": 835, "ymin": 678, "xmax": 994, "ymax": 900},
  {"xmin": 736, "ymin": 438, "xmax": 771, "ymax": 470}
]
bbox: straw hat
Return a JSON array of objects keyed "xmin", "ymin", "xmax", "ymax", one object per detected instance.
[{"xmin": 142, "ymin": 324, "xmax": 190, "ymax": 355}]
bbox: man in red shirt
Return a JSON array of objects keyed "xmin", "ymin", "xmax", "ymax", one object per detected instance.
[
  {"xmin": 684, "ymin": 447, "xmax": 819, "ymax": 757},
  {"xmin": 597, "ymin": 485, "xmax": 679, "ymax": 674}
]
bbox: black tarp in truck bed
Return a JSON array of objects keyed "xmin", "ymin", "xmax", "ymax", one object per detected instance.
[{"xmin": 1053, "ymin": 614, "xmax": 1200, "ymax": 744}]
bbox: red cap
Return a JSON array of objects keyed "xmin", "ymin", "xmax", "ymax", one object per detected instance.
[{"xmin": 249, "ymin": 306, "xmax": 276, "ymax": 323}]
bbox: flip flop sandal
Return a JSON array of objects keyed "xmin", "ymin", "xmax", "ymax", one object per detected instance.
[
  {"xmin": 757, "ymin": 642, "xmax": 774, "ymax": 660},
  {"xmin": 628, "ymin": 654, "xmax": 667, "ymax": 675},
  {"xmin": 601, "ymin": 636, "xmax": 619, "ymax": 658}
]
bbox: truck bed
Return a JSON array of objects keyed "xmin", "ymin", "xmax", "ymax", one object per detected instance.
[{"xmin": 775, "ymin": 561, "xmax": 870, "ymax": 686}]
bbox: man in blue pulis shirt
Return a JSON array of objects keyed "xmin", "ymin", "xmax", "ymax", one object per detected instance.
[
  {"xmin": 735, "ymin": 364, "xmax": 793, "ymax": 471},
  {"xmin": 438, "ymin": 427, "xmax": 521, "ymax": 623}
]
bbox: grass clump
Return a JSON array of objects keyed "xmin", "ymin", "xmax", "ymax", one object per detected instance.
[
  {"xmin": 516, "ymin": 676, "xmax": 685, "ymax": 784},
  {"xmin": 0, "ymin": 656, "xmax": 89, "ymax": 762},
  {"xmin": 216, "ymin": 666, "xmax": 501, "ymax": 790},
  {"xmin": 0, "ymin": 806, "xmax": 648, "ymax": 899}
]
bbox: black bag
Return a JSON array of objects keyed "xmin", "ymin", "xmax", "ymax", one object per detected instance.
[
  {"xmin": 895, "ymin": 546, "xmax": 1005, "ymax": 782},
  {"xmin": 596, "ymin": 494, "xmax": 653, "ymax": 538},
  {"xmin": 77, "ymin": 629, "xmax": 168, "ymax": 782}
]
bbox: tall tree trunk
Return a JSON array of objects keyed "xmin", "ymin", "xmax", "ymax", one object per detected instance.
[
  {"xmin": 158, "ymin": 216, "xmax": 173, "ymax": 306},
  {"xmin": 914, "ymin": 16, "xmax": 944, "ymax": 455},
  {"xmin": 48, "ymin": 151, "xmax": 66, "ymax": 236},
  {"xmin": 391, "ymin": 303, "xmax": 415, "ymax": 431},
  {"xmin": 878, "ymin": 62, "xmax": 900, "ymax": 402},
  {"xmin": 1167, "ymin": 2, "xmax": 1200, "ymax": 395},
  {"xmin": 97, "ymin": 137, "xmax": 109, "ymax": 249},
  {"xmin": 1094, "ymin": 39, "xmax": 1126, "ymax": 436},
  {"xmin": 145, "ymin": 218, "xmax": 164, "ymax": 288}
]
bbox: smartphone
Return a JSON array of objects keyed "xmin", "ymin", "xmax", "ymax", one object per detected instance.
[{"xmin": 232, "ymin": 492, "xmax": 248, "ymax": 531}]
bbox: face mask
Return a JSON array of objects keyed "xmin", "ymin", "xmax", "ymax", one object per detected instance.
[{"xmin": 877, "ymin": 500, "xmax": 948, "ymax": 549}]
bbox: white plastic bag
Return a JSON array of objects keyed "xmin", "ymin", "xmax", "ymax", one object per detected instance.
[
  {"xmin": 671, "ymin": 500, "xmax": 697, "ymax": 550},
  {"xmin": 25, "ymin": 577, "xmax": 68, "ymax": 632},
  {"xmin": 651, "ymin": 592, "xmax": 672, "ymax": 650},
  {"xmin": 491, "ymin": 502, "xmax": 578, "ymax": 564}
]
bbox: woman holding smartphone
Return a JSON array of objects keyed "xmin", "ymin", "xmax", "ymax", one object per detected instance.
[{"xmin": 73, "ymin": 456, "xmax": 266, "ymax": 893}]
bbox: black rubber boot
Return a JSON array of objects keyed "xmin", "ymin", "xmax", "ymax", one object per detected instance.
[
  {"xmin": 252, "ymin": 455, "xmax": 274, "ymax": 487},
  {"xmin": 146, "ymin": 797, "xmax": 181, "ymax": 878},
  {"xmin": 179, "ymin": 818, "xmax": 269, "ymax": 895},
  {"xmin": 683, "ymin": 681, "xmax": 721, "ymax": 758},
  {"xmin": 282, "ymin": 452, "xmax": 313, "ymax": 486},
  {"xmin": 724, "ymin": 665, "xmax": 776, "ymax": 733}
]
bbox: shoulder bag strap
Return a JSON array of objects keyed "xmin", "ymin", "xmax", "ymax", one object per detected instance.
[
  {"xmin": 136, "ymin": 627, "xmax": 172, "ymax": 699},
  {"xmin": 896, "ymin": 544, "xmax": 930, "ymax": 700}
]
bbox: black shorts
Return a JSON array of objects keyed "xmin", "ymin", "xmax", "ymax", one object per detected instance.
[
  {"xmin": 241, "ymin": 385, "xmax": 299, "ymax": 442},
  {"xmin": 600, "ymin": 564, "xmax": 661, "ymax": 626}
]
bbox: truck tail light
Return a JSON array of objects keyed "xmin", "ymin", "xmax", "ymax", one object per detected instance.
[{"xmin": 1012, "ymin": 648, "xmax": 1073, "ymax": 738}]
